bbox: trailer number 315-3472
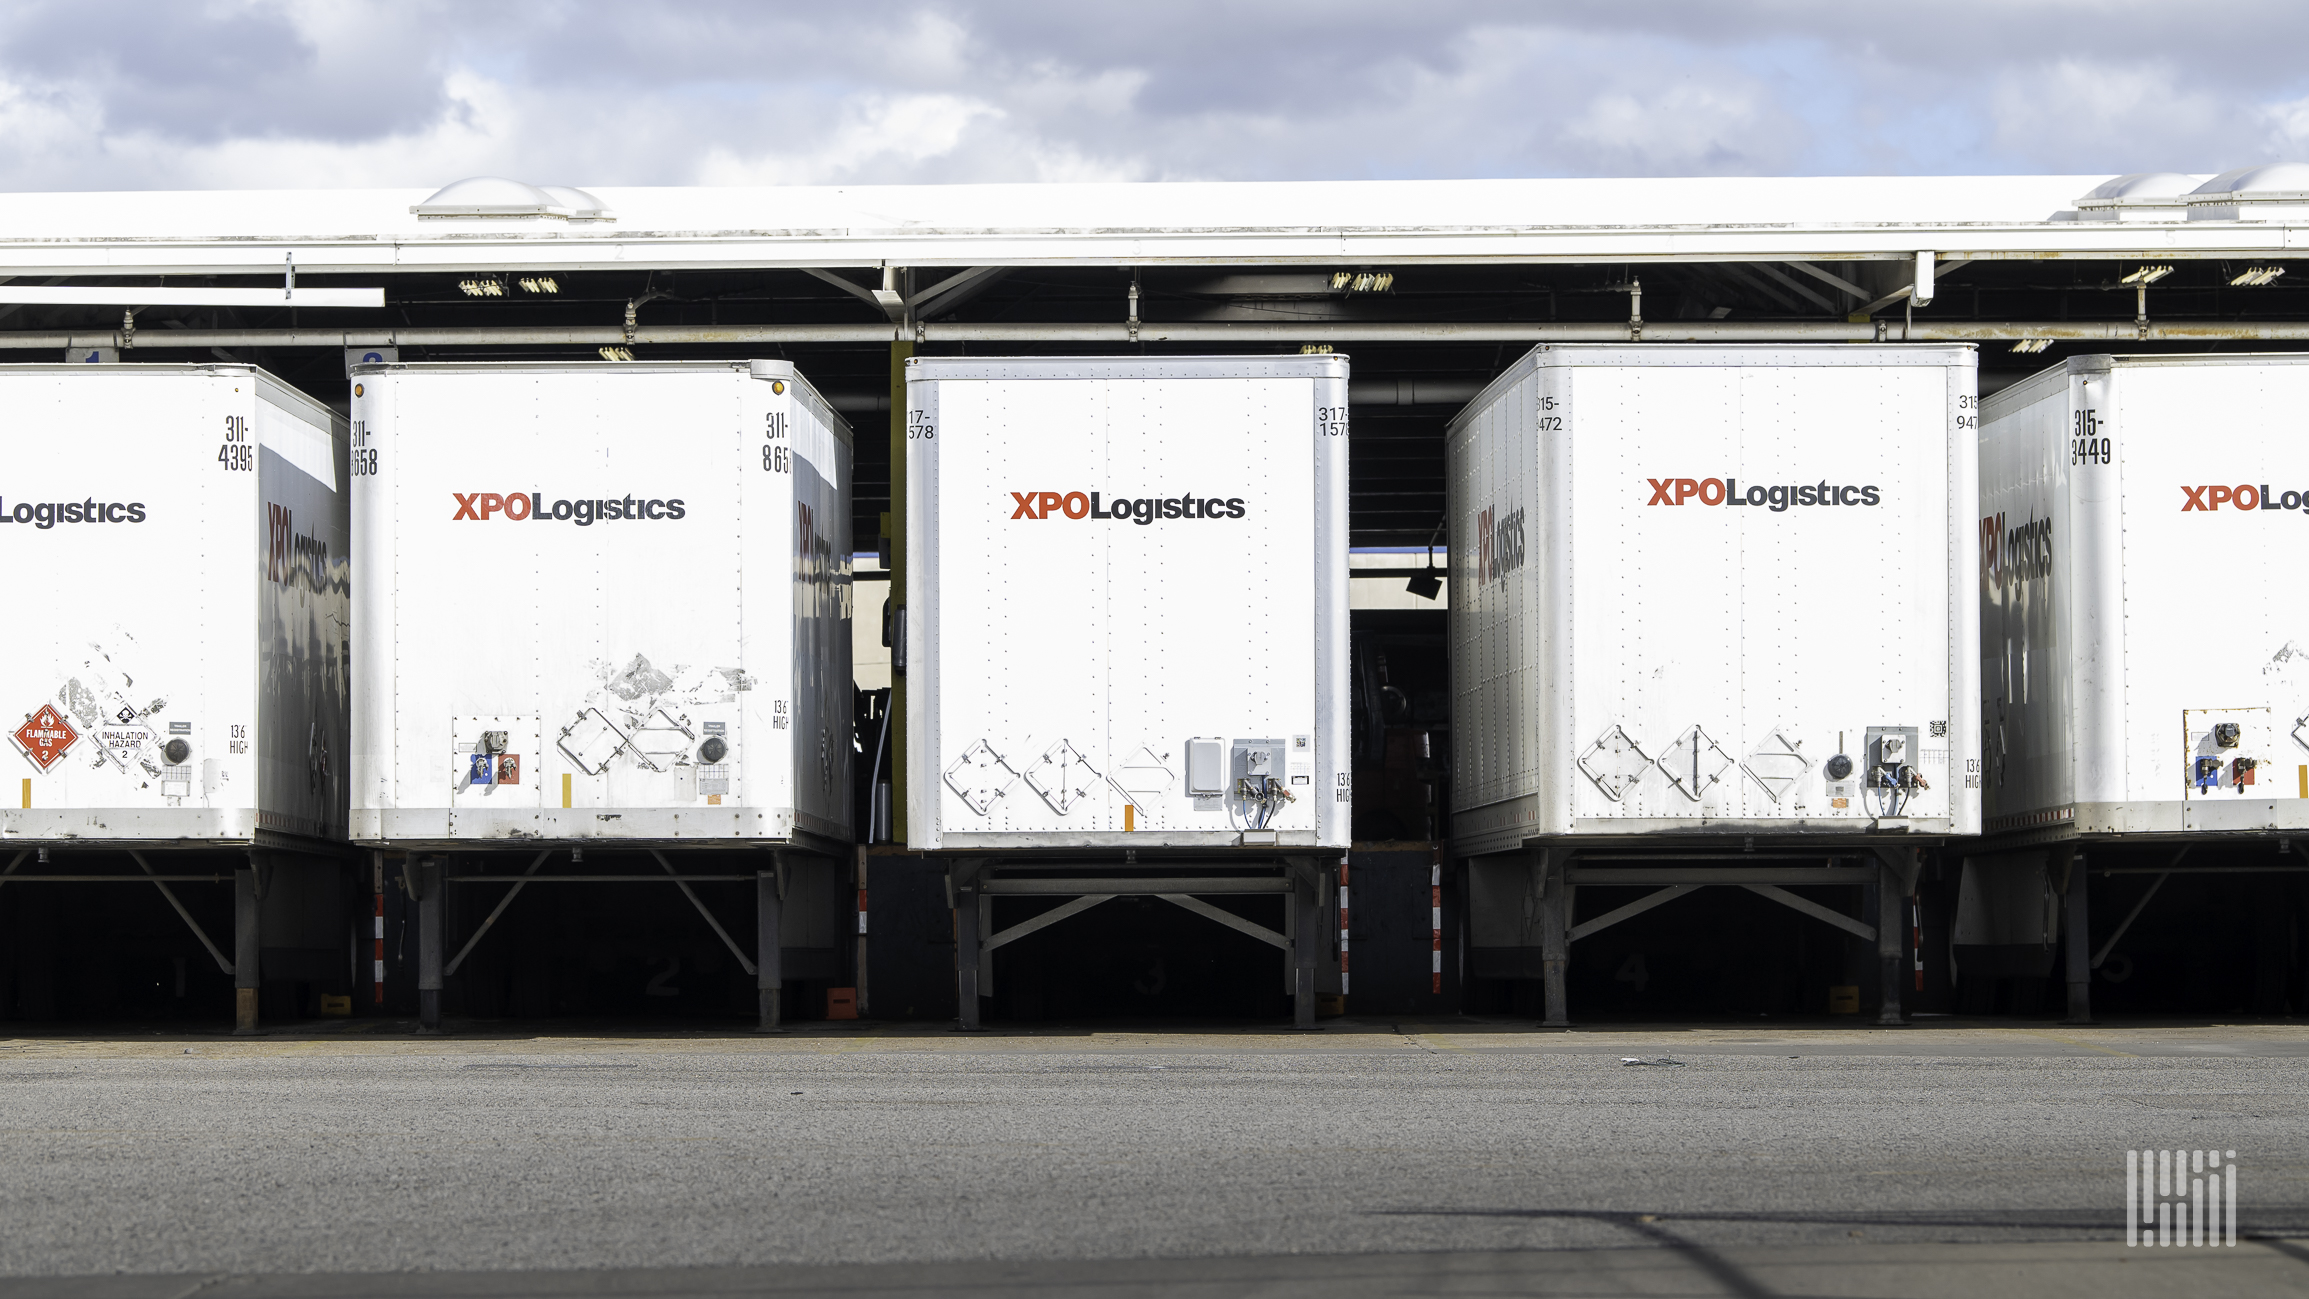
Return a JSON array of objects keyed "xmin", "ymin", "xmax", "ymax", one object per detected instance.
[{"xmin": 218, "ymin": 415, "xmax": 253, "ymax": 471}]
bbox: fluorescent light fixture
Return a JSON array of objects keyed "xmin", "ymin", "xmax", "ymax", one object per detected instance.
[
  {"xmin": 458, "ymin": 279, "xmax": 506, "ymax": 297},
  {"xmin": 518, "ymin": 277, "xmax": 559, "ymax": 294},
  {"xmin": 1300, "ymin": 343, "xmax": 1333, "ymax": 354},
  {"xmin": 2010, "ymin": 339, "xmax": 2054, "ymax": 354},
  {"xmin": 597, "ymin": 347, "xmax": 635, "ymax": 362},
  {"xmin": 1330, "ymin": 271, "xmax": 1394, "ymax": 293},
  {"xmin": 2230, "ymin": 266, "xmax": 2286, "ymax": 286},
  {"xmin": 0, "ymin": 286, "xmax": 384, "ymax": 308},
  {"xmin": 2120, "ymin": 265, "xmax": 2174, "ymax": 285}
]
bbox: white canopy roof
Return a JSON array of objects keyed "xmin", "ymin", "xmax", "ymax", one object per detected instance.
[{"xmin": 0, "ymin": 174, "xmax": 2293, "ymax": 276}]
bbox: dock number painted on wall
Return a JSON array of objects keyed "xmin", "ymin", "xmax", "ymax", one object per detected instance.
[{"xmin": 218, "ymin": 415, "xmax": 253, "ymax": 471}]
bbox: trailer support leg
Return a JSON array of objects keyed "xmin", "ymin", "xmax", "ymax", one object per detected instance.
[
  {"xmin": 233, "ymin": 866, "xmax": 260, "ymax": 1035},
  {"xmin": 1291, "ymin": 858, "xmax": 1319, "ymax": 1029},
  {"xmin": 756, "ymin": 861, "xmax": 783, "ymax": 1033},
  {"xmin": 2062, "ymin": 848, "xmax": 2092, "ymax": 1025},
  {"xmin": 416, "ymin": 858, "xmax": 443, "ymax": 1034},
  {"xmin": 952, "ymin": 860, "xmax": 984, "ymax": 1031},
  {"xmin": 1540, "ymin": 850, "xmax": 1571, "ymax": 1028},
  {"xmin": 1875, "ymin": 859, "xmax": 1904, "ymax": 1026}
]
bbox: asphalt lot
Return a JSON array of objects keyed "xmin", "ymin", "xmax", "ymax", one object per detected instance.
[{"xmin": 1, "ymin": 1018, "xmax": 2305, "ymax": 1297}]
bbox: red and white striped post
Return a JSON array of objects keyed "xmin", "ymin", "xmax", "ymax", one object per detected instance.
[
  {"xmin": 1337, "ymin": 854, "xmax": 1350, "ymax": 997},
  {"xmin": 1430, "ymin": 848, "xmax": 1443, "ymax": 995}
]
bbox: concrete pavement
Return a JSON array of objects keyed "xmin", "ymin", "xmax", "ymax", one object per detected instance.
[{"xmin": 1, "ymin": 1018, "xmax": 2303, "ymax": 1295}]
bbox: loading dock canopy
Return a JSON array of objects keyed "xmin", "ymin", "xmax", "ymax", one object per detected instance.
[{"xmin": 0, "ymin": 173, "xmax": 2294, "ymax": 274}]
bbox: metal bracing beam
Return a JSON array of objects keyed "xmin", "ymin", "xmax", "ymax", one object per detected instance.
[
  {"xmin": 448, "ymin": 874, "xmax": 754, "ymax": 882},
  {"xmin": 648, "ymin": 849, "xmax": 756, "ymax": 977},
  {"xmin": 980, "ymin": 876, "xmax": 1292, "ymax": 895},
  {"xmin": 1783, "ymin": 260, "xmax": 1872, "ymax": 302},
  {"xmin": 909, "ymin": 265, "xmax": 1002, "ymax": 311},
  {"xmin": 444, "ymin": 850, "xmax": 551, "ymax": 977},
  {"xmin": 915, "ymin": 270, "xmax": 1010, "ymax": 321},
  {"xmin": 1741, "ymin": 883, "xmax": 1877, "ymax": 942},
  {"xmin": 19, "ymin": 317, "xmax": 2309, "ymax": 352},
  {"xmin": 1739, "ymin": 263, "xmax": 1839, "ymax": 313},
  {"xmin": 985, "ymin": 893, "xmax": 1115, "ymax": 952},
  {"xmin": 1710, "ymin": 262, "xmax": 1811, "ymax": 314},
  {"xmin": 1567, "ymin": 884, "xmax": 1699, "ymax": 943},
  {"xmin": 2091, "ymin": 864, "xmax": 2309, "ymax": 874},
  {"xmin": 2093, "ymin": 873, "xmax": 2170, "ymax": 969},
  {"xmin": 4, "ymin": 875, "xmax": 232, "ymax": 881},
  {"xmin": 1156, "ymin": 893, "xmax": 1290, "ymax": 950},
  {"xmin": 1853, "ymin": 256, "xmax": 1976, "ymax": 318},
  {"xmin": 798, "ymin": 266, "xmax": 886, "ymax": 309},
  {"xmin": 127, "ymin": 850, "xmax": 233, "ymax": 975},
  {"xmin": 1571, "ymin": 865, "xmax": 1878, "ymax": 886}
]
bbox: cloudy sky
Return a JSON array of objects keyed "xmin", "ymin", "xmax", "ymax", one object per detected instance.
[{"xmin": 0, "ymin": 1, "xmax": 2301, "ymax": 192}]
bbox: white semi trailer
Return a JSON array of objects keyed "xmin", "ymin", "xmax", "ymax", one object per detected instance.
[
  {"xmin": 1446, "ymin": 344, "xmax": 1981, "ymax": 1024},
  {"xmin": 0, "ymin": 363, "xmax": 348, "ymax": 1033},
  {"xmin": 1978, "ymin": 353, "xmax": 2309, "ymax": 1021},
  {"xmin": 902, "ymin": 355, "xmax": 1351, "ymax": 1027},
  {"xmin": 349, "ymin": 359, "xmax": 852, "ymax": 1029}
]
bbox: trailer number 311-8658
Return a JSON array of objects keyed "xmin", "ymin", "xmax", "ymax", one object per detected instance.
[
  {"xmin": 762, "ymin": 410, "xmax": 790, "ymax": 473},
  {"xmin": 218, "ymin": 415, "xmax": 253, "ymax": 471}
]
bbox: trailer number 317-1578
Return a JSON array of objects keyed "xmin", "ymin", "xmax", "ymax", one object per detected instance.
[{"xmin": 218, "ymin": 415, "xmax": 253, "ymax": 471}]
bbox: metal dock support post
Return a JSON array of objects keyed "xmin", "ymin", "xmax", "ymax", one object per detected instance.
[
  {"xmin": 1290, "ymin": 857, "xmax": 1318, "ymax": 1029},
  {"xmin": 952, "ymin": 860, "xmax": 983, "ymax": 1030},
  {"xmin": 1875, "ymin": 860, "xmax": 1904, "ymax": 1025},
  {"xmin": 233, "ymin": 865, "xmax": 260, "ymax": 1035},
  {"xmin": 2062, "ymin": 849, "xmax": 2092, "ymax": 1024},
  {"xmin": 756, "ymin": 862, "xmax": 783, "ymax": 1032},
  {"xmin": 953, "ymin": 883, "xmax": 981, "ymax": 1030},
  {"xmin": 1539, "ymin": 850, "xmax": 1570, "ymax": 1028},
  {"xmin": 416, "ymin": 858, "xmax": 443, "ymax": 1033}
]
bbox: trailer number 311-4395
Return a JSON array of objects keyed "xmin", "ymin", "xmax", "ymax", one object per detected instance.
[{"xmin": 218, "ymin": 415, "xmax": 253, "ymax": 471}]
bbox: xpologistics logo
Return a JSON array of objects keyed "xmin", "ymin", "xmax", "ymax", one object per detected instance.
[
  {"xmin": 266, "ymin": 503, "xmax": 335, "ymax": 592},
  {"xmin": 1978, "ymin": 512, "xmax": 2053, "ymax": 587},
  {"xmin": 1476, "ymin": 504, "xmax": 1525, "ymax": 584},
  {"xmin": 451, "ymin": 492, "xmax": 687, "ymax": 525},
  {"xmin": 1646, "ymin": 477, "xmax": 1881, "ymax": 510},
  {"xmin": 2179, "ymin": 484, "xmax": 2309, "ymax": 512},
  {"xmin": 0, "ymin": 496, "xmax": 148, "ymax": 528},
  {"xmin": 1008, "ymin": 491, "xmax": 1247, "ymax": 524}
]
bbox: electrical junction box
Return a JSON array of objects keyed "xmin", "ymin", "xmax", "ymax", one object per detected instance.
[
  {"xmin": 1184, "ymin": 739, "xmax": 1226, "ymax": 796},
  {"xmin": 1981, "ymin": 354, "xmax": 2309, "ymax": 835},
  {"xmin": 0, "ymin": 364, "xmax": 347, "ymax": 845},
  {"xmin": 904, "ymin": 356, "xmax": 1350, "ymax": 851},
  {"xmin": 350, "ymin": 360, "xmax": 852, "ymax": 848},
  {"xmin": 1446, "ymin": 344, "xmax": 1980, "ymax": 853}
]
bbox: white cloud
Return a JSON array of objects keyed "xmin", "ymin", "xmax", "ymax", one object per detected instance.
[
  {"xmin": 1983, "ymin": 57, "xmax": 2240, "ymax": 173},
  {"xmin": 1562, "ymin": 84, "xmax": 1798, "ymax": 175},
  {"xmin": 695, "ymin": 94, "xmax": 1004, "ymax": 187},
  {"xmin": 0, "ymin": 2, "xmax": 2299, "ymax": 192}
]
